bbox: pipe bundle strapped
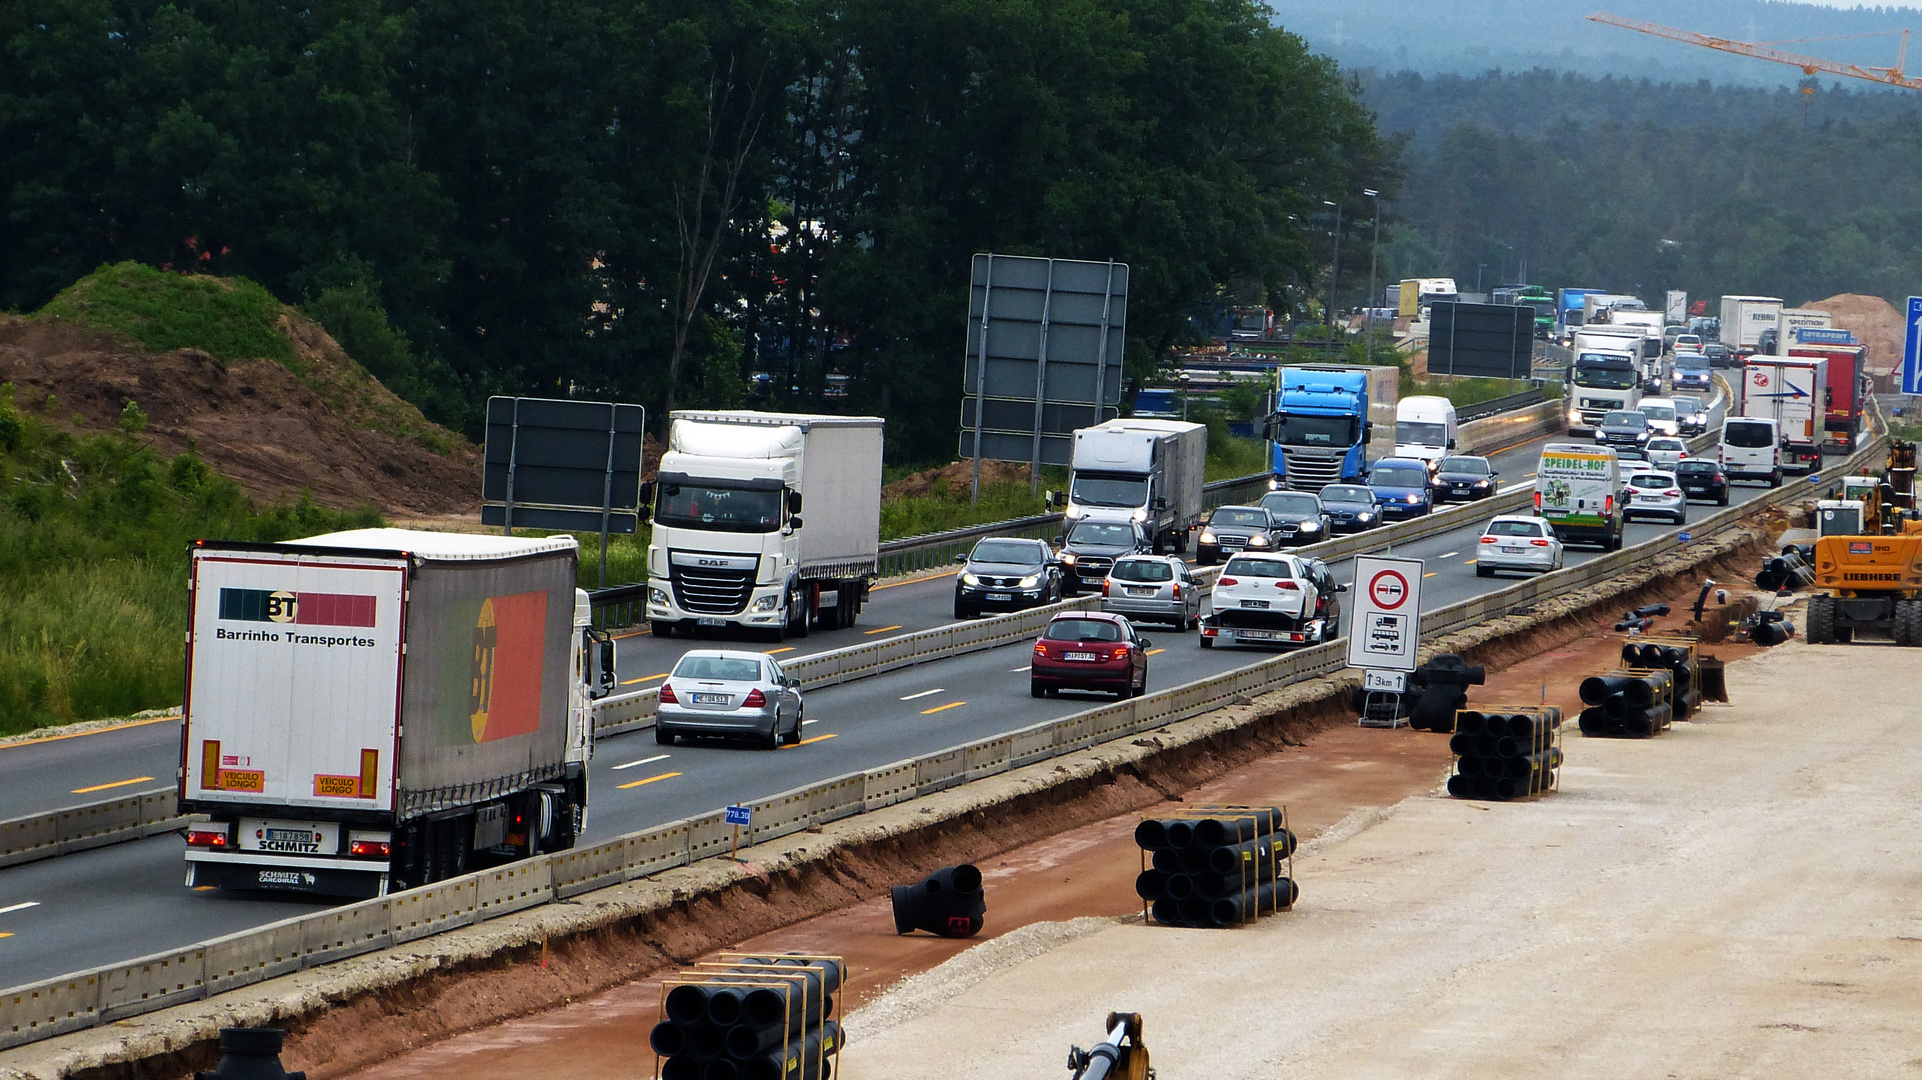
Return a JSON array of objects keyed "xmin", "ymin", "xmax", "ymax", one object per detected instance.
[
  {"xmin": 1446, "ymin": 708, "xmax": 1563, "ymax": 801},
  {"xmin": 1133, "ymin": 806, "xmax": 1298, "ymax": 928},
  {"xmin": 1619, "ymin": 637, "xmax": 1706, "ymax": 719},
  {"xmin": 1577, "ymin": 668, "xmax": 1676, "ymax": 738},
  {"xmin": 651, "ymin": 953, "xmax": 845, "ymax": 1080}
]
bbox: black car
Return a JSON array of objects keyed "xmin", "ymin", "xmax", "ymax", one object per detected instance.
[
  {"xmin": 1195, "ymin": 505, "xmax": 1281, "ymax": 565},
  {"xmin": 953, "ymin": 537, "xmax": 1064, "ymax": 618},
  {"xmin": 1316, "ymin": 484, "xmax": 1383, "ymax": 533},
  {"xmin": 1594, "ymin": 409, "xmax": 1651, "ymax": 448},
  {"xmin": 1703, "ymin": 343, "xmax": 1735, "ymax": 369},
  {"xmin": 1434, "ymin": 455, "xmax": 1499, "ymax": 502},
  {"xmin": 1056, "ymin": 519, "xmax": 1153, "ymax": 595},
  {"xmin": 1672, "ymin": 395, "xmax": 1710, "ymax": 437},
  {"xmin": 1675, "ymin": 459, "xmax": 1730, "ymax": 506},
  {"xmin": 1256, "ymin": 490, "xmax": 1331, "ymax": 546}
]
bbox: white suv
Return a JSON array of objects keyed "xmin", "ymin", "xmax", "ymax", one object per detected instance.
[{"xmin": 1200, "ymin": 553, "xmax": 1345, "ymax": 649}]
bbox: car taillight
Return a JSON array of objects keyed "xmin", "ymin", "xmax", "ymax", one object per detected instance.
[
  {"xmin": 1530, "ymin": 539, "xmax": 1552, "ymax": 547},
  {"xmin": 1664, "ymin": 489, "xmax": 1681, "ymax": 497},
  {"xmin": 186, "ymin": 828, "xmax": 229, "ymax": 849},
  {"xmin": 658, "ymin": 683, "xmax": 677, "ymax": 703},
  {"xmin": 742, "ymin": 688, "xmax": 767, "ymax": 708},
  {"xmin": 1605, "ymin": 495, "xmax": 1615, "ymax": 515},
  {"xmin": 1171, "ymin": 581, "xmax": 1181, "ymax": 598},
  {"xmin": 1034, "ymin": 641, "xmax": 1050, "ymax": 657},
  {"xmin": 1480, "ymin": 535, "xmax": 1498, "ymax": 544},
  {"xmin": 1111, "ymin": 646, "xmax": 1131, "ymax": 660},
  {"xmin": 350, "ymin": 839, "xmax": 391, "ymax": 858},
  {"xmin": 1102, "ymin": 578, "xmax": 1111, "ymax": 597},
  {"xmin": 1275, "ymin": 580, "xmax": 1300, "ymax": 590},
  {"xmin": 1218, "ymin": 577, "xmax": 1238, "ymax": 586},
  {"xmin": 1533, "ymin": 491, "xmax": 1542, "ymax": 511}
]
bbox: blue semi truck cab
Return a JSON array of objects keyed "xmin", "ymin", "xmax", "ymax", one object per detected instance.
[{"xmin": 1263, "ymin": 366, "xmax": 1372, "ymax": 492}]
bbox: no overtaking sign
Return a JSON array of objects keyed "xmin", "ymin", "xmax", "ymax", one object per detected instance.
[{"xmin": 1347, "ymin": 555, "xmax": 1424, "ymax": 673}]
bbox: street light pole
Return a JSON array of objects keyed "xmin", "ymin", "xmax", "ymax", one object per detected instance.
[
  {"xmin": 1363, "ymin": 188, "xmax": 1380, "ymax": 362},
  {"xmin": 1323, "ymin": 199, "xmax": 1344, "ymax": 332}
]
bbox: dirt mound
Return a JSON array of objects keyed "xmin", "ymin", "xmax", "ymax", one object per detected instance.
[
  {"xmin": 0, "ymin": 313, "xmax": 479, "ymax": 516},
  {"xmin": 1806, "ymin": 294, "xmax": 1902, "ymax": 378},
  {"xmin": 883, "ymin": 459, "xmax": 1034, "ymax": 500}
]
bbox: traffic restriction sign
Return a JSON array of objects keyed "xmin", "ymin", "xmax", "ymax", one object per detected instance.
[{"xmin": 1347, "ymin": 556, "xmax": 1424, "ymax": 672}]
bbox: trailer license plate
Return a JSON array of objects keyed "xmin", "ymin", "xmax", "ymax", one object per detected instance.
[
  {"xmin": 1238, "ymin": 629, "xmax": 1277, "ymax": 640},
  {"xmin": 692, "ymin": 693, "xmax": 730, "ymax": 705},
  {"xmin": 1066, "ymin": 651, "xmax": 1097, "ymax": 661},
  {"xmin": 986, "ymin": 592, "xmax": 1012, "ymax": 601},
  {"xmin": 265, "ymin": 828, "xmax": 315, "ymax": 843},
  {"xmin": 1240, "ymin": 599, "xmax": 1269, "ymax": 609}
]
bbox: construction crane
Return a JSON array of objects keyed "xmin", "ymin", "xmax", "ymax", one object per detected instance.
[{"xmin": 1588, "ymin": 13, "xmax": 1922, "ymax": 92}]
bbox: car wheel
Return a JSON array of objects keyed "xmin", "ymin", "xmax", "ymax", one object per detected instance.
[
  {"xmin": 1674, "ymin": 511, "xmax": 1686, "ymax": 525},
  {"xmin": 954, "ymin": 601, "xmax": 973, "ymax": 620},
  {"xmin": 783, "ymin": 705, "xmax": 803, "ymax": 746},
  {"xmin": 1199, "ymin": 634, "xmax": 1214, "ymax": 650},
  {"xmin": 762, "ymin": 722, "xmax": 781, "ymax": 750},
  {"xmin": 1476, "ymin": 564, "xmax": 1493, "ymax": 578},
  {"xmin": 1719, "ymin": 491, "xmax": 1730, "ymax": 507},
  {"xmin": 655, "ymin": 725, "xmax": 674, "ymax": 746},
  {"xmin": 1045, "ymin": 687, "xmax": 1060, "ymax": 697}
]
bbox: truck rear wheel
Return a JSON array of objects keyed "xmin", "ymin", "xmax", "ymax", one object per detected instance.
[{"xmin": 1806, "ymin": 595, "xmax": 1835, "ymax": 644}]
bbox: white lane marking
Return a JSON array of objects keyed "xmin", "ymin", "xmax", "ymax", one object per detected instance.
[
  {"xmin": 1498, "ymin": 481, "xmax": 1533, "ymax": 494},
  {"xmin": 612, "ymin": 755, "xmax": 670, "ymax": 771},
  {"xmin": 0, "ymin": 901, "xmax": 39, "ymax": 916},
  {"xmin": 1439, "ymin": 551, "xmax": 1459, "ymax": 559},
  {"xmin": 900, "ymin": 688, "xmax": 945, "ymax": 701},
  {"xmin": 802, "ymin": 719, "xmax": 819, "ymax": 726},
  {"xmin": 1012, "ymin": 665, "xmax": 1032, "ymax": 672}
]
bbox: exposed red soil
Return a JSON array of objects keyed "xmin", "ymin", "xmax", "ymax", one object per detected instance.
[
  {"xmin": 0, "ymin": 313, "xmax": 478, "ymax": 516},
  {"xmin": 882, "ymin": 459, "xmax": 1034, "ymax": 501},
  {"xmin": 1806, "ymin": 293, "xmax": 1903, "ymax": 382}
]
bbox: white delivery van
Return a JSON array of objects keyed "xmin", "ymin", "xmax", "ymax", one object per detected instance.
[
  {"xmin": 1637, "ymin": 397, "xmax": 1680, "ymax": 437},
  {"xmin": 1393, "ymin": 396, "xmax": 1458, "ymax": 470},
  {"xmin": 1534, "ymin": 443, "xmax": 1626, "ymax": 550},
  {"xmin": 1720, "ymin": 417, "xmax": 1783, "ymax": 487}
]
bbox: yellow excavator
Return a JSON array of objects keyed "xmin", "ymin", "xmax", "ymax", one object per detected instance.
[{"xmin": 1805, "ymin": 440, "xmax": 1922, "ymax": 644}]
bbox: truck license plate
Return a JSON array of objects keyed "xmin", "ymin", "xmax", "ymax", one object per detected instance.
[
  {"xmin": 1065, "ymin": 651, "xmax": 1097, "ymax": 661},
  {"xmin": 1240, "ymin": 599, "xmax": 1269, "ymax": 609},
  {"xmin": 986, "ymin": 593, "xmax": 1012, "ymax": 601},
  {"xmin": 691, "ymin": 693, "xmax": 730, "ymax": 705},
  {"xmin": 698, "ymin": 617, "xmax": 726, "ymax": 627}
]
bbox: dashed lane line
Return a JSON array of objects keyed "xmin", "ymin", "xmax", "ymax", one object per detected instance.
[
  {"xmin": 920, "ymin": 701, "xmax": 967, "ymax": 715},
  {"xmin": 900, "ymin": 688, "xmax": 945, "ymax": 701},
  {"xmin": 71, "ymin": 777, "xmax": 154, "ymax": 794},
  {"xmin": 616, "ymin": 771, "xmax": 682, "ymax": 790},
  {"xmin": 612, "ymin": 754, "xmax": 671, "ymax": 771}
]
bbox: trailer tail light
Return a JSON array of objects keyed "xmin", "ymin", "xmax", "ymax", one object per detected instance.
[
  {"xmin": 186, "ymin": 828, "xmax": 230, "ymax": 849},
  {"xmin": 350, "ymin": 839, "xmax": 391, "ymax": 858},
  {"xmin": 658, "ymin": 683, "xmax": 677, "ymax": 703},
  {"xmin": 742, "ymin": 688, "xmax": 767, "ymax": 708}
]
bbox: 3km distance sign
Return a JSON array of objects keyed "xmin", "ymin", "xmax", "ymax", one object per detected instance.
[{"xmin": 1347, "ymin": 555, "xmax": 1424, "ymax": 672}]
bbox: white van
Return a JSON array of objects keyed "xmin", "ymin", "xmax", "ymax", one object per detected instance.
[
  {"xmin": 1720, "ymin": 417, "xmax": 1782, "ymax": 487},
  {"xmin": 1394, "ymin": 396, "xmax": 1458, "ymax": 470},
  {"xmin": 1637, "ymin": 396, "xmax": 1680, "ymax": 437},
  {"xmin": 1534, "ymin": 443, "xmax": 1626, "ymax": 550}
]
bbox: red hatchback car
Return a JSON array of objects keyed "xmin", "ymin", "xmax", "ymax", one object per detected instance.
[{"xmin": 1031, "ymin": 612, "xmax": 1151, "ymax": 699}]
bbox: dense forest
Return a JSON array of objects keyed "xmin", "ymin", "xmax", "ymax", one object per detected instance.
[
  {"xmin": 1353, "ymin": 67, "xmax": 1922, "ymax": 312},
  {"xmin": 0, "ymin": 0, "xmax": 1385, "ymax": 462}
]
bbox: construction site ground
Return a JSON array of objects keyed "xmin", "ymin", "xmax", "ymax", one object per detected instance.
[{"xmin": 315, "ymin": 571, "xmax": 1922, "ymax": 1080}]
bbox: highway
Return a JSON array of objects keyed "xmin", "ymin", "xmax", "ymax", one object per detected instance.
[{"xmin": 0, "ymin": 429, "xmax": 1782, "ymax": 986}]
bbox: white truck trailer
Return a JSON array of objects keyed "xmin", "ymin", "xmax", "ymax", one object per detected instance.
[
  {"xmin": 180, "ymin": 530, "xmax": 614, "ymax": 897},
  {"xmin": 643, "ymin": 411, "xmax": 884, "ymax": 640},
  {"xmin": 1720, "ymin": 295, "xmax": 1784, "ymax": 354},
  {"xmin": 1058, "ymin": 419, "xmax": 1206, "ymax": 554},
  {"xmin": 1741, "ymin": 356, "xmax": 1828, "ymax": 473}
]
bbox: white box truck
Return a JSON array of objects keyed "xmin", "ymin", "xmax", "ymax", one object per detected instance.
[
  {"xmin": 180, "ymin": 530, "xmax": 614, "ymax": 897},
  {"xmin": 1741, "ymin": 357, "xmax": 1828, "ymax": 473},
  {"xmin": 1720, "ymin": 295, "xmax": 1783, "ymax": 354},
  {"xmin": 643, "ymin": 411, "xmax": 883, "ymax": 640},
  {"xmin": 1770, "ymin": 308, "xmax": 1833, "ymax": 356},
  {"xmin": 1058, "ymin": 419, "xmax": 1206, "ymax": 554}
]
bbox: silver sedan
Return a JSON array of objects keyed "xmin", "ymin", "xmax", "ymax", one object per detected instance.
[
  {"xmin": 1099, "ymin": 555, "xmax": 1201, "ymax": 630},
  {"xmin": 1476, "ymin": 515, "xmax": 1565, "ymax": 577},
  {"xmin": 655, "ymin": 650, "xmax": 803, "ymax": 749}
]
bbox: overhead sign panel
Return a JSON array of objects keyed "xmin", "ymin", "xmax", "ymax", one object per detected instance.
[
  {"xmin": 1427, "ymin": 302, "xmax": 1534, "ymax": 381},
  {"xmin": 481, "ymin": 396, "xmax": 646, "ymax": 534},
  {"xmin": 959, "ymin": 254, "xmax": 1128, "ymax": 468}
]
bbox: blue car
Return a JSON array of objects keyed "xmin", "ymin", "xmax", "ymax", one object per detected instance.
[{"xmin": 1368, "ymin": 457, "xmax": 1435, "ymax": 519}]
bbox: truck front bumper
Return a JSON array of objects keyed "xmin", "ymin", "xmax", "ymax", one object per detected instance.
[
  {"xmin": 185, "ymin": 849, "xmax": 390, "ymax": 897},
  {"xmin": 648, "ymin": 584, "xmax": 786, "ymax": 630}
]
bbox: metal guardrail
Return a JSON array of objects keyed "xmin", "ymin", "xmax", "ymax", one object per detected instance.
[
  {"xmin": 2, "ymin": 399, "xmax": 1872, "ymax": 1052},
  {"xmin": 1456, "ymin": 387, "xmax": 1547, "ymax": 424},
  {"xmin": 588, "ymin": 583, "xmax": 647, "ymax": 630}
]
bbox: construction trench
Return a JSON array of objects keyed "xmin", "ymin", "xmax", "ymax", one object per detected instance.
[{"xmin": 9, "ymin": 505, "xmax": 1814, "ymax": 1080}]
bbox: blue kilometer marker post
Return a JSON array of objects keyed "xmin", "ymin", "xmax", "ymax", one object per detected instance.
[{"xmin": 1905, "ymin": 297, "xmax": 1922, "ymax": 396}]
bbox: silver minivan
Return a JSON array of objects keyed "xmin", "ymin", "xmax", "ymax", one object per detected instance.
[
  {"xmin": 1100, "ymin": 555, "xmax": 1201, "ymax": 630},
  {"xmin": 656, "ymin": 650, "xmax": 803, "ymax": 748}
]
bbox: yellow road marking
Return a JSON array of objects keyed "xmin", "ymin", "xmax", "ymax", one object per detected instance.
[
  {"xmin": 193, "ymin": 885, "xmax": 216, "ymax": 891},
  {"xmin": 863, "ymin": 624, "xmax": 903, "ymax": 635},
  {"xmin": 1146, "ymin": 648, "xmax": 1165, "ymax": 655},
  {"xmin": 612, "ymin": 627, "xmax": 651, "ymax": 639},
  {"xmin": 617, "ymin": 771, "xmax": 683, "ymax": 790},
  {"xmin": 621, "ymin": 673, "xmax": 669, "ymax": 685},
  {"xmin": 874, "ymin": 569, "xmax": 959, "ymax": 591},
  {"xmin": 71, "ymin": 776, "xmax": 155, "ymax": 794},
  {"xmin": 1465, "ymin": 559, "xmax": 1477, "ymax": 565},
  {"xmin": 0, "ymin": 932, "xmax": 11, "ymax": 938},
  {"xmin": 764, "ymin": 647, "xmax": 796, "ymax": 655},
  {"xmin": 1423, "ymin": 572, "xmax": 1438, "ymax": 578},
  {"xmin": 0, "ymin": 715, "xmax": 177, "ymax": 752},
  {"xmin": 781, "ymin": 733, "xmax": 839, "ymax": 749},
  {"xmin": 921, "ymin": 701, "xmax": 967, "ymax": 715}
]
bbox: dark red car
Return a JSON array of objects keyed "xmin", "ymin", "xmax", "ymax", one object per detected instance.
[{"xmin": 1030, "ymin": 612, "xmax": 1151, "ymax": 699}]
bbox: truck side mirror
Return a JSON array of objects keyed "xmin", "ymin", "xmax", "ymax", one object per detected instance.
[
  {"xmin": 1362, "ymin": 420, "xmax": 1375, "ymax": 443},
  {"xmin": 1045, "ymin": 490, "xmax": 1061, "ymax": 509},
  {"xmin": 788, "ymin": 491, "xmax": 803, "ymax": 514},
  {"xmin": 598, "ymin": 640, "xmax": 616, "ymax": 692},
  {"xmin": 1154, "ymin": 497, "xmax": 1167, "ymax": 511},
  {"xmin": 789, "ymin": 516, "xmax": 804, "ymax": 530},
  {"xmin": 637, "ymin": 480, "xmax": 656, "ymax": 524},
  {"xmin": 1447, "ymin": 438, "xmax": 1457, "ymax": 450}
]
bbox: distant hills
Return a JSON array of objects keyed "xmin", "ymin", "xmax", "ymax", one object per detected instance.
[{"xmin": 1273, "ymin": 0, "xmax": 1922, "ymax": 86}]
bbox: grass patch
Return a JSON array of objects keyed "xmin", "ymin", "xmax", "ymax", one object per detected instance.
[
  {"xmin": 0, "ymin": 387, "xmax": 382, "ymax": 734},
  {"xmin": 1402, "ymin": 375, "xmax": 1542, "ymax": 409},
  {"xmin": 37, "ymin": 261, "xmax": 297, "ymax": 366},
  {"xmin": 882, "ymin": 478, "xmax": 1049, "ymax": 540}
]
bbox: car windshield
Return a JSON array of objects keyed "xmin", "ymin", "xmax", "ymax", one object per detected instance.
[
  {"xmin": 1211, "ymin": 508, "xmax": 1269, "ymax": 528},
  {"xmin": 654, "ymin": 483, "xmax": 783, "ymax": 532},
  {"xmin": 971, "ymin": 540, "xmax": 1042, "ymax": 565},
  {"xmin": 1640, "ymin": 405, "xmax": 1675, "ymax": 421},
  {"xmin": 1067, "ymin": 522, "xmax": 1138, "ymax": 546},
  {"xmin": 1631, "ymin": 473, "xmax": 1675, "ymax": 488},
  {"xmin": 1070, "ymin": 476, "xmax": 1149, "ymax": 509},
  {"xmin": 1271, "ymin": 413, "xmax": 1357, "ymax": 448},
  {"xmin": 1604, "ymin": 411, "xmax": 1644, "ymax": 427},
  {"xmin": 1321, "ymin": 485, "xmax": 1373, "ymax": 505},
  {"xmin": 1673, "ymin": 397, "xmax": 1704, "ymax": 413},
  {"xmin": 1110, "ymin": 559, "xmax": 1173, "ymax": 583},
  {"xmin": 1486, "ymin": 520, "xmax": 1542, "ymax": 537},
  {"xmin": 1223, "ymin": 557, "xmax": 1294, "ymax": 579},
  {"xmin": 1677, "ymin": 461, "xmax": 1717, "ymax": 474},
  {"xmin": 1371, "ymin": 465, "xmax": 1427, "ymax": 488},
  {"xmin": 1650, "ymin": 439, "xmax": 1684, "ymax": 450},
  {"xmin": 1440, "ymin": 457, "xmax": 1489, "ymax": 475},
  {"xmin": 672, "ymin": 655, "xmax": 764, "ymax": 681},
  {"xmin": 1044, "ymin": 618, "xmax": 1123, "ymax": 642},
  {"xmin": 1396, "ymin": 421, "xmax": 1449, "ymax": 445},
  {"xmin": 1724, "ymin": 421, "xmax": 1775, "ymax": 449},
  {"xmin": 1260, "ymin": 493, "xmax": 1321, "ymax": 517}
]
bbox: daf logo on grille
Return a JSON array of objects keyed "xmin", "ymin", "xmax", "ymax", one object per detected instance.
[{"xmin": 698, "ymin": 558, "xmax": 729, "ymax": 567}]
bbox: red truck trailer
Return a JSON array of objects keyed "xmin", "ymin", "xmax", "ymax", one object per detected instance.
[{"xmin": 1789, "ymin": 340, "xmax": 1870, "ymax": 452}]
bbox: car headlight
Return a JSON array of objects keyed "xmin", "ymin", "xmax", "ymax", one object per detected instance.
[
  {"xmin": 1356, "ymin": 511, "xmax": 1376, "ymax": 521},
  {"xmin": 960, "ymin": 572, "xmax": 981, "ymax": 587},
  {"xmin": 1199, "ymin": 531, "xmax": 1217, "ymax": 544},
  {"xmin": 1018, "ymin": 574, "xmax": 1042, "ymax": 589},
  {"xmin": 752, "ymin": 594, "xmax": 780, "ymax": 611},
  {"xmin": 1300, "ymin": 520, "xmax": 1321, "ymax": 531},
  {"xmin": 648, "ymin": 587, "xmax": 670, "ymax": 605},
  {"xmin": 1407, "ymin": 494, "xmax": 1421, "ymax": 504},
  {"xmin": 1060, "ymin": 552, "xmax": 1077, "ymax": 565},
  {"xmin": 1474, "ymin": 479, "xmax": 1491, "ymax": 488},
  {"xmin": 1247, "ymin": 535, "xmax": 1271, "ymax": 547}
]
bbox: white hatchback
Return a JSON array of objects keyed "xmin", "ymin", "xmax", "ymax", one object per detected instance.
[
  {"xmin": 1624, "ymin": 471, "xmax": 1687, "ymax": 525},
  {"xmin": 1646, "ymin": 437, "xmax": 1688, "ymax": 470},
  {"xmin": 1476, "ymin": 516, "xmax": 1564, "ymax": 577}
]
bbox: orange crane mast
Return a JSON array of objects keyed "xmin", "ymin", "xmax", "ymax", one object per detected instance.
[{"xmin": 1588, "ymin": 13, "xmax": 1922, "ymax": 91}]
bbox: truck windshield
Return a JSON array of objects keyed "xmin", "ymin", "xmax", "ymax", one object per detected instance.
[
  {"xmin": 1070, "ymin": 475, "xmax": 1149, "ymax": 508},
  {"xmin": 655, "ymin": 483, "xmax": 782, "ymax": 532},
  {"xmin": 1396, "ymin": 422, "xmax": 1448, "ymax": 445},
  {"xmin": 1272, "ymin": 414, "xmax": 1356, "ymax": 447},
  {"xmin": 1574, "ymin": 357, "xmax": 1637, "ymax": 390},
  {"xmin": 1067, "ymin": 522, "xmax": 1138, "ymax": 546},
  {"xmin": 1724, "ymin": 421, "xmax": 1775, "ymax": 449}
]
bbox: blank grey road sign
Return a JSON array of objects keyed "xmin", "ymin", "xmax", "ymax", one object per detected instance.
[
  {"xmin": 482, "ymin": 396, "xmax": 646, "ymax": 533},
  {"xmin": 959, "ymin": 253, "xmax": 1128, "ymax": 468}
]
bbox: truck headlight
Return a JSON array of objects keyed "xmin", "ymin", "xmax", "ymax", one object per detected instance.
[
  {"xmin": 648, "ymin": 587, "xmax": 670, "ymax": 606},
  {"xmin": 1568, "ymin": 408, "xmax": 1582, "ymax": 423},
  {"xmin": 752, "ymin": 594, "xmax": 781, "ymax": 612},
  {"xmin": 1131, "ymin": 508, "xmax": 1147, "ymax": 523}
]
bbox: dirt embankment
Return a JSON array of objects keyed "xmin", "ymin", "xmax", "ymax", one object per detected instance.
[
  {"xmin": 1806, "ymin": 293, "xmax": 1903, "ymax": 380},
  {"xmin": 0, "ymin": 314, "xmax": 478, "ymax": 517},
  {"xmin": 882, "ymin": 459, "xmax": 1034, "ymax": 500}
]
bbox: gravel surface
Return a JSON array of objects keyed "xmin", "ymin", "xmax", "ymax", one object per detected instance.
[{"xmin": 842, "ymin": 639, "xmax": 1922, "ymax": 1079}]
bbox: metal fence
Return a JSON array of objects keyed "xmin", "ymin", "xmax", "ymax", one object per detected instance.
[
  {"xmin": 1456, "ymin": 386, "xmax": 1547, "ymax": 424},
  {"xmin": 1, "ymin": 403, "xmax": 1877, "ymax": 1052}
]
